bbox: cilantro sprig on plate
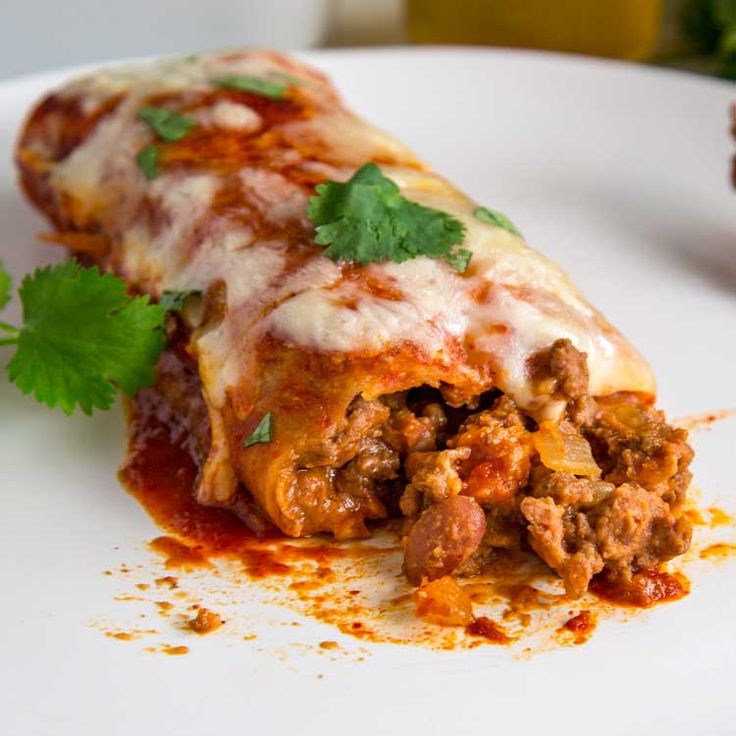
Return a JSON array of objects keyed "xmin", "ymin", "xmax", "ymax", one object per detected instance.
[
  {"xmin": 307, "ymin": 163, "xmax": 471, "ymax": 272},
  {"xmin": 0, "ymin": 259, "xmax": 166, "ymax": 415}
]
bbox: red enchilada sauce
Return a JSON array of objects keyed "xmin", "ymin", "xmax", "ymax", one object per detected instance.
[
  {"xmin": 120, "ymin": 387, "xmax": 278, "ymax": 557},
  {"xmin": 559, "ymin": 610, "xmax": 597, "ymax": 646},
  {"xmin": 119, "ymin": 352, "xmax": 692, "ymax": 648},
  {"xmin": 589, "ymin": 570, "xmax": 689, "ymax": 607},
  {"xmin": 466, "ymin": 617, "xmax": 511, "ymax": 644},
  {"xmin": 120, "ymin": 378, "xmax": 393, "ymax": 576}
]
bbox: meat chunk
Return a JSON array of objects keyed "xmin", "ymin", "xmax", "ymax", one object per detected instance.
[
  {"xmin": 288, "ymin": 465, "xmax": 387, "ymax": 539},
  {"xmin": 551, "ymin": 338, "xmax": 589, "ymax": 396},
  {"xmin": 334, "ymin": 436, "xmax": 400, "ymax": 508},
  {"xmin": 528, "ymin": 467, "xmax": 614, "ymax": 508},
  {"xmin": 382, "ymin": 393, "xmax": 446, "ymax": 454},
  {"xmin": 532, "ymin": 338, "xmax": 596, "ymax": 425},
  {"xmin": 188, "ymin": 607, "xmax": 224, "ymax": 634},
  {"xmin": 586, "ymin": 400, "xmax": 693, "ymax": 509},
  {"xmin": 400, "ymin": 396, "xmax": 533, "ymax": 517},
  {"xmin": 450, "ymin": 396, "xmax": 534, "ymax": 509},
  {"xmin": 404, "ymin": 496, "xmax": 486, "ymax": 585},
  {"xmin": 299, "ymin": 397, "xmax": 389, "ymax": 468},
  {"xmin": 520, "ymin": 495, "xmax": 603, "ymax": 597},
  {"xmin": 400, "ymin": 396, "xmax": 534, "ymax": 575},
  {"xmin": 521, "ymin": 481, "xmax": 690, "ymax": 597},
  {"xmin": 399, "ymin": 447, "xmax": 471, "ymax": 517},
  {"xmin": 591, "ymin": 483, "xmax": 690, "ymax": 569},
  {"xmin": 289, "ymin": 396, "xmax": 400, "ymax": 537}
]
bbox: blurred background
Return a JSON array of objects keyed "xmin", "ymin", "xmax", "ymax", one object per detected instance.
[{"xmin": 2, "ymin": 0, "xmax": 736, "ymax": 79}]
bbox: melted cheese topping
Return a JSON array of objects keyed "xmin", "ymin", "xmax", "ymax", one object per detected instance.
[
  {"xmin": 41, "ymin": 50, "xmax": 655, "ymax": 415},
  {"xmin": 206, "ymin": 101, "xmax": 262, "ymax": 132},
  {"xmin": 266, "ymin": 257, "xmax": 467, "ymax": 360}
]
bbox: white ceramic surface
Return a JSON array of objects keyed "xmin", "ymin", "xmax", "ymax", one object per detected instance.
[{"xmin": 1, "ymin": 48, "xmax": 735, "ymax": 736}]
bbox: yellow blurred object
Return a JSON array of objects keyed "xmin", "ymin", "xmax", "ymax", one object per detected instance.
[{"xmin": 407, "ymin": 0, "xmax": 663, "ymax": 61}]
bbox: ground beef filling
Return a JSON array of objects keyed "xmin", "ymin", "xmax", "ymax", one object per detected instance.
[
  {"xmin": 153, "ymin": 332, "xmax": 691, "ymax": 598},
  {"xmin": 332, "ymin": 339, "xmax": 692, "ymax": 598}
]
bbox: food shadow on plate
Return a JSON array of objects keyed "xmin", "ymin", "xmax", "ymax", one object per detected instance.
[
  {"xmin": 0, "ymin": 373, "xmax": 126, "ymax": 480},
  {"xmin": 0, "ymin": 187, "xmax": 64, "ymax": 279},
  {"xmin": 671, "ymin": 227, "xmax": 736, "ymax": 296},
  {"xmin": 611, "ymin": 188, "xmax": 735, "ymax": 295},
  {"xmin": 530, "ymin": 170, "xmax": 736, "ymax": 296}
]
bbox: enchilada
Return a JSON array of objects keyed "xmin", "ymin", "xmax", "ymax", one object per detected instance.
[{"xmin": 16, "ymin": 49, "xmax": 692, "ymax": 600}]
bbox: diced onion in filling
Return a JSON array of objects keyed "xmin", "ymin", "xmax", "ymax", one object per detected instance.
[
  {"xmin": 533, "ymin": 420, "xmax": 600, "ymax": 477},
  {"xmin": 605, "ymin": 402, "xmax": 649, "ymax": 431},
  {"xmin": 585, "ymin": 480, "xmax": 616, "ymax": 506},
  {"xmin": 414, "ymin": 576, "xmax": 474, "ymax": 627}
]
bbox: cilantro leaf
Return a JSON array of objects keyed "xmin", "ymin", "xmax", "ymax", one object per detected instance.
[
  {"xmin": 6, "ymin": 262, "xmax": 166, "ymax": 415},
  {"xmin": 214, "ymin": 75, "xmax": 288, "ymax": 100},
  {"xmin": 307, "ymin": 163, "xmax": 470, "ymax": 272},
  {"xmin": 269, "ymin": 72, "xmax": 302, "ymax": 86},
  {"xmin": 474, "ymin": 206, "xmax": 522, "ymax": 238},
  {"xmin": 138, "ymin": 106, "xmax": 194, "ymax": 142},
  {"xmin": 444, "ymin": 248, "xmax": 473, "ymax": 272},
  {"xmin": 159, "ymin": 289, "xmax": 202, "ymax": 312},
  {"xmin": 137, "ymin": 144, "xmax": 159, "ymax": 180},
  {"xmin": 244, "ymin": 413, "xmax": 272, "ymax": 447},
  {"xmin": 0, "ymin": 259, "xmax": 11, "ymax": 310}
]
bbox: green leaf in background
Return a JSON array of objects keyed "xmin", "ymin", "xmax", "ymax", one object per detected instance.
[
  {"xmin": 682, "ymin": 0, "xmax": 736, "ymax": 78},
  {"xmin": 714, "ymin": 0, "xmax": 736, "ymax": 26}
]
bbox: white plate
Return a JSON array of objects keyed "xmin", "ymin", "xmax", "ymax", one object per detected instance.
[{"xmin": 1, "ymin": 48, "xmax": 735, "ymax": 736}]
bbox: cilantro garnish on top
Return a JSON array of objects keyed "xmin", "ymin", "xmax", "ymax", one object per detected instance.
[
  {"xmin": 135, "ymin": 107, "xmax": 194, "ymax": 181},
  {"xmin": 136, "ymin": 143, "xmax": 159, "ymax": 180},
  {"xmin": 159, "ymin": 289, "xmax": 202, "ymax": 312},
  {"xmin": 243, "ymin": 412, "xmax": 272, "ymax": 447},
  {"xmin": 0, "ymin": 260, "xmax": 166, "ymax": 415},
  {"xmin": 138, "ymin": 106, "xmax": 195, "ymax": 142},
  {"xmin": 307, "ymin": 163, "xmax": 471, "ymax": 272},
  {"xmin": 474, "ymin": 206, "xmax": 522, "ymax": 238},
  {"xmin": 214, "ymin": 75, "xmax": 289, "ymax": 100}
]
